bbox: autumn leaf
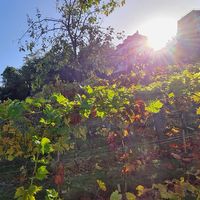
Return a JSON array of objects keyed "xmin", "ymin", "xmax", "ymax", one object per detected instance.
[
  {"xmin": 136, "ymin": 185, "xmax": 144, "ymax": 196},
  {"xmin": 196, "ymin": 107, "xmax": 200, "ymax": 115},
  {"xmin": 126, "ymin": 192, "xmax": 136, "ymax": 200},
  {"xmin": 97, "ymin": 179, "xmax": 106, "ymax": 191},
  {"xmin": 123, "ymin": 129, "xmax": 129, "ymax": 137}
]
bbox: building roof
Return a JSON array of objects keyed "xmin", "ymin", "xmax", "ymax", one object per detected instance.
[
  {"xmin": 116, "ymin": 31, "xmax": 147, "ymax": 51},
  {"xmin": 178, "ymin": 10, "xmax": 200, "ymax": 23}
]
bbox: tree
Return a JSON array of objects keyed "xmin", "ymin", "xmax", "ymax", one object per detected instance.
[
  {"xmin": 17, "ymin": 0, "xmax": 124, "ymax": 87},
  {"xmin": 20, "ymin": 0, "xmax": 101, "ymax": 62},
  {"xmin": 79, "ymin": 0, "xmax": 125, "ymax": 15},
  {"xmin": 20, "ymin": 0, "xmax": 125, "ymax": 65},
  {"xmin": 0, "ymin": 66, "xmax": 31, "ymax": 101},
  {"xmin": 0, "ymin": 0, "xmax": 125, "ymax": 100}
]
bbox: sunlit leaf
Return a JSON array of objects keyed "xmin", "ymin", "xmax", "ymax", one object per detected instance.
[
  {"xmin": 145, "ymin": 100, "xmax": 163, "ymax": 113},
  {"xmin": 52, "ymin": 93, "xmax": 69, "ymax": 107},
  {"xmin": 196, "ymin": 107, "xmax": 200, "ymax": 115},
  {"xmin": 168, "ymin": 92, "xmax": 174, "ymax": 98},
  {"xmin": 126, "ymin": 192, "xmax": 136, "ymax": 200},
  {"xmin": 45, "ymin": 189, "xmax": 60, "ymax": 200},
  {"xmin": 36, "ymin": 166, "xmax": 49, "ymax": 180},
  {"xmin": 85, "ymin": 85, "xmax": 93, "ymax": 94},
  {"xmin": 40, "ymin": 137, "xmax": 53, "ymax": 155},
  {"xmin": 110, "ymin": 190, "xmax": 122, "ymax": 200},
  {"xmin": 97, "ymin": 179, "xmax": 106, "ymax": 191},
  {"xmin": 136, "ymin": 185, "xmax": 144, "ymax": 197}
]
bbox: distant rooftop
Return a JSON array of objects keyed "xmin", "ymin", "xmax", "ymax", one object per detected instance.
[{"xmin": 116, "ymin": 31, "xmax": 147, "ymax": 50}]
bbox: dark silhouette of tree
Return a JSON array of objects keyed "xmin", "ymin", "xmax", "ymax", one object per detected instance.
[{"xmin": 0, "ymin": 67, "xmax": 30, "ymax": 101}]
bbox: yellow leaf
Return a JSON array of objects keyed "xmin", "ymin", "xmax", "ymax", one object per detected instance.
[
  {"xmin": 123, "ymin": 130, "xmax": 129, "ymax": 137},
  {"xmin": 168, "ymin": 92, "xmax": 174, "ymax": 98},
  {"xmin": 171, "ymin": 128, "xmax": 180, "ymax": 134},
  {"xmin": 180, "ymin": 177, "xmax": 184, "ymax": 183},
  {"xmin": 126, "ymin": 192, "xmax": 136, "ymax": 200},
  {"xmin": 97, "ymin": 179, "xmax": 106, "ymax": 191},
  {"xmin": 196, "ymin": 107, "xmax": 200, "ymax": 115},
  {"xmin": 192, "ymin": 92, "xmax": 200, "ymax": 103},
  {"xmin": 136, "ymin": 185, "xmax": 144, "ymax": 196}
]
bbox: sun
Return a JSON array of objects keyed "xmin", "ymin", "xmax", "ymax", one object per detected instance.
[{"xmin": 139, "ymin": 17, "xmax": 177, "ymax": 50}]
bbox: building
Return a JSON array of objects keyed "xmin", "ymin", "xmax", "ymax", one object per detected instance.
[
  {"xmin": 114, "ymin": 10, "xmax": 200, "ymax": 71},
  {"xmin": 177, "ymin": 10, "xmax": 200, "ymax": 62},
  {"xmin": 114, "ymin": 31, "xmax": 152, "ymax": 72}
]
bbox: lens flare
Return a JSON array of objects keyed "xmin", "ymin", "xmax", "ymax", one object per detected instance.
[{"xmin": 139, "ymin": 18, "xmax": 177, "ymax": 50}]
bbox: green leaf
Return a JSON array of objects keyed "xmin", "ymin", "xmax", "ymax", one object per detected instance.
[
  {"xmin": 8, "ymin": 100, "xmax": 24, "ymax": 118},
  {"xmin": 85, "ymin": 85, "xmax": 93, "ymax": 94},
  {"xmin": 14, "ymin": 185, "xmax": 42, "ymax": 200},
  {"xmin": 36, "ymin": 166, "xmax": 49, "ymax": 180},
  {"xmin": 96, "ymin": 110, "xmax": 105, "ymax": 118},
  {"xmin": 146, "ymin": 100, "xmax": 163, "ymax": 113},
  {"xmin": 168, "ymin": 92, "xmax": 174, "ymax": 98},
  {"xmin": 15, "ymin": 187, "xmax": 25, "ymax": 198},
  {"xmin": 52, "ymin": 93, "xmax": 69, "ymax": 107},
  {"xmin": 40, "ymin": 137, "xmax": 53, "ymax": 155},
  {"xmin": 7, "ymin": 154, "xmax": 14, "ymax": 161},
  {"xmin": 107, "ymin": 89, "xmax": 115, "ymax": 100},
  {"xmin": 28, "ymin": 185, "xmax": 42, "ymax": 195},
  {"xmin": 39, "ymin": 118, "xmax": 49, "ymax": 125},
  {"xmin": 45, "ymin": 189, "xmax": 60, "ymax": 200},
  {"xmin": 110, "ymin": 190, "xmax": 122, "ymax": 200},
  {"xmin": 25, "ymin": 97, "xmax": 33, "ymax": 104},
  {"xmin": 25, "ymin": 97, "xmax": 45, "ymax": 108}
]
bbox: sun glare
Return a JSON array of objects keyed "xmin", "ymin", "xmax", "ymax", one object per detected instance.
[{"xmin": 139, "ymin": 18, "xmax": 177, "ymax": 50}]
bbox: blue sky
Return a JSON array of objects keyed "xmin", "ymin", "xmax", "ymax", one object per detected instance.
[
  {"xmin": 0, "ymin": 0, "xmax": 56, "ymax": 74},
  {"xmin": 0, "ymin": 0, "xmax": 200, "ymax": 76}
]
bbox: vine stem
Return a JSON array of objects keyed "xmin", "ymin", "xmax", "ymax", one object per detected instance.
[
  {"xmin": 181, "ymin": 113, "xmax": 187, "ymax": 153},
  {"xmin": 121, "ymin": 138, "xmax": 127, "ymax": 200},
  {"xmin": 30, "ymin": 152, "xmax": 39, "ymax": 185}
]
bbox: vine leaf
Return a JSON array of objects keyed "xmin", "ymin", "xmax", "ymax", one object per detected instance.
[
  {"xmin": 145, "ymin": 100, "xmax": 163, "ymax": 113},
  {"xmin": 45, "ymin": 189, "xmax": 60, "ymax": 200},
  {"xmin": 14, "ymin": 185, "xmax": 42, "ymax": 200},
  {"xmin": 168, "ymin": 92, "xmax": 175, "ymax": 98},
  {"xmin": 36, "ymin": 166, "xmax": 49, "ymax": 180},
  {"xmin": 40, "ymin": 137, "xmax": 53, "ymax": 155},
  {"xmin": 52, "ymin": 93, "xmax": 69, "ymax": 107},
  {"xmin": 126, "ymin": 192, "xmax": 136, "ymax": 200},
  {"xmin": 136, "ymin": 185, "xmax": 145, "ymax": 196},
  {"xmin": 110, "ymin": 190, "xmax": 122, "ymax": 200},
  {"xmin": 196, "ymin": 107, "xmax": 200, "ymax": 115},
  {"xmin": 97, "ymin": 179, "xmax": 107, "ymax": 191}
]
